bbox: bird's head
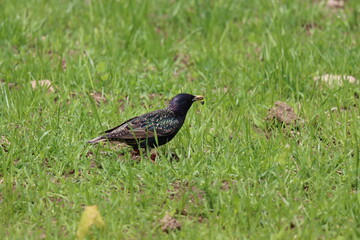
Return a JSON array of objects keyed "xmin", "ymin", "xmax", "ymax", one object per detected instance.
[{"xmin": 168, "ymin": 93, "xmax": 204, "ymax": 116}]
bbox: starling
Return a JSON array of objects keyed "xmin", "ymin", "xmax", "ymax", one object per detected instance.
[{"xmin": 88, "ymin": 93, "xmax": 204, "ymax": 150}]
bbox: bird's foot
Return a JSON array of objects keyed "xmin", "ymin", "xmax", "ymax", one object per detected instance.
[
  {"xmin": 131, "ymin": 149, "xmax": 141, "ymax": 161},
  {"xmin": 130, "ymin": 149, "xmax": 156, "ymax": 162},
  {"xmin": 150, "ymin": 153, "xmax": 157, "ymax": 162},
  {"xmin": 131, "ymin": 149, "xmax": 140, "ymax": 156}
]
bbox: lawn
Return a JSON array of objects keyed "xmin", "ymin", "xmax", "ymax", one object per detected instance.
[{"xmin": 1, "ymin": 0, "xmax": 360, "ymax": 239}]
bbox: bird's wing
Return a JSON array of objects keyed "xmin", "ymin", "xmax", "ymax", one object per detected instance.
[{"xmin": 104, "ymin": 110, "xmax": 180, "ymax": 140}]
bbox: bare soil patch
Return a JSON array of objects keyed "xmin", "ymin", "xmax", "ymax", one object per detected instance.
[{"xmin": 265, "ymin": 102, "xmax": 300, "ymax": 126}]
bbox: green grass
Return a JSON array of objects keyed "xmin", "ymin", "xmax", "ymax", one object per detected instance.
[{"xmin": 1, "ymin": 0, "xmax": 360, "ymax": 239}]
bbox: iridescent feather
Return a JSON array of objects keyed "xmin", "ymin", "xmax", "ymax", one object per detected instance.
[{"xmin": 88, "ymin": 93, "xmax": 204, "ymax": 149}]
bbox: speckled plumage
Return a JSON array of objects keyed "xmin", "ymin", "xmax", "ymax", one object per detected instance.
[{"xmin": 88, "ymin": 93, "xmax": 204, "ymax": 149}]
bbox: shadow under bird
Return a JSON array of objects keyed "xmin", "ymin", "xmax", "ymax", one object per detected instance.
[{"xmin": 88, "ymin": 93, "xmax": 204, "ymax": 150}]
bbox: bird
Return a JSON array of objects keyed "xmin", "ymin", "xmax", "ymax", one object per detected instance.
[{"xmin": 88, "ymin": 93, "xmax": 204, "ymax": 151}]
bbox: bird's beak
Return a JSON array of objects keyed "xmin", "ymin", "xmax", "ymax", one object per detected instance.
[{"xmin": 193, "ymin": 95, "xmax": 205, "ymax": 105}]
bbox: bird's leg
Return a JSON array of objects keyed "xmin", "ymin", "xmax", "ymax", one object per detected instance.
[
  {"xmin": 131, "ymin": 149, "xmax": 141, "ymax": 156},
  {"xmin": 146, "ymin": 148, "xmax": 157, "ymax": 162},
  {"xmin": 130, "ymin": 148, "xmax": 141, "ymax": 161},
  {"xmin": 131, "ymin": 148, "xmax": 157, "ymax": 163},
  {"xmin": 150, "ymin": 152, "xmax": 157, "ymax": 162}
]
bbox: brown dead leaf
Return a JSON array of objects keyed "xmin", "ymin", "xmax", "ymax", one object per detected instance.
[
  {"xmin": 336, "ymin": 169, "xmax": 343, "ymax": 175},
  {"xmin": 90, "ymin": 92, "xmax": 107, "ymax": 104},
  {"xmin": 160, "ymin": 213, "xmax": 181, "ymax": 233},
  {"xmin": 31, "ymin": 80, "xmax": 55, "ymax": 93},
  {"xmin": 314, "ymin": 74, "xmax": 357, "ymax": 86}
]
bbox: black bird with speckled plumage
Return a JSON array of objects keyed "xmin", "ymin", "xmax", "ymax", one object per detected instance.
[{"xmin": 88, "ymin": 93, "xmax": 204, "ymax": 150}]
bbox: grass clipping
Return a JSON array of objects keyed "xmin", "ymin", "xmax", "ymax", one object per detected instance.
[{"xmin": 76, "ymin": 205, "xmax": 105, "ymax": 239}]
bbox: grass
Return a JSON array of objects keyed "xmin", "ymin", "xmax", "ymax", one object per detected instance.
[{"xmin": 1, "ymin": 0, "xmax": 360, "ymax": 239}]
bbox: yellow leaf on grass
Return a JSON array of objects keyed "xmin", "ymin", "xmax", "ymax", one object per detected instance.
[{"xmin": 76, "ymin": 205, "xmax": 105, "ymax": 240}]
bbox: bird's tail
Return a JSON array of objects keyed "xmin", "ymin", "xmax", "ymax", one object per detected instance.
[{"xmin": 87, "ymin": 136, "xmax": 106, "ymax": 144}]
